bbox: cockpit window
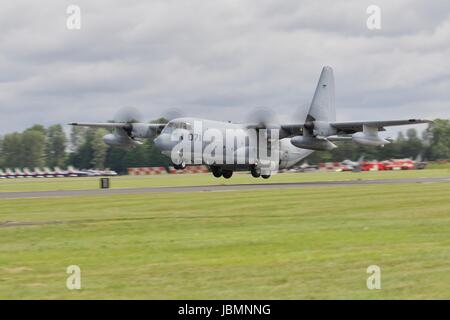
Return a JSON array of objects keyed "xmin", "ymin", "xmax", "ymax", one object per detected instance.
[{"xmin": 162, "ymin": 121, "xmax": 191, "ymax": 134}]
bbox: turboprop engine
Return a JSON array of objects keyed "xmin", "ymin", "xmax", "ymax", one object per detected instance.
[
  {"xmin": 100, "ymin": 107, "xmax": 161, "ymax": 148},
  {"xmin": 102, "ymin": 123, "xmax": 152, "ymax": 148}
]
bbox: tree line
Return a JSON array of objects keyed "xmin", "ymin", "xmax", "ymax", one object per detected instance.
[{"xmin": 0, "ymin": 119, "xmax": 449, "ymax": 173}]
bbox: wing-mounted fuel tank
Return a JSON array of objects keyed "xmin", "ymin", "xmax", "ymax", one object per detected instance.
[{"xmin": 352, "ymin": 125, "xmax": 390, "ymax": 146}]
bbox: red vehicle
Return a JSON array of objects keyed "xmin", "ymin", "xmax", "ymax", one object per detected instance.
[
  {"xmin": 383, "ymin": 159, "xmax": 415, "ymax": 170},
  {"xmin": 361, "ymin": 161, "xmax": 386, "ymax": 171}
]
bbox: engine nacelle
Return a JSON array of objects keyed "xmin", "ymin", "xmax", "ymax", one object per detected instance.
[
  {"xmin": 103, "ymin": 133, "xmax": 141, "ymax": 148},
  {"xmin": 290, "ymin": 135, "xmax": 337, "ymax": 151}
]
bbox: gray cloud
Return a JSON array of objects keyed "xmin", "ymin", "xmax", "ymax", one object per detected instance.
[{"xmin": 0, "ymin": 0, "xmax": 449, "ymax": 136}]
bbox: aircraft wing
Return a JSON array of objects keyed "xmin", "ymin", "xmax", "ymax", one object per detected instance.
[
  {"xmin": 69, "ymin": 122, "xmax": 127, "ymax": 128},
  {"xmin": 329, "ymin": 119, "xmax": 432, "ymax": 134},
  {"xmin": 69, "ymin": 122, "xmax": 167, "ymax": 130},
  {"xmin": 277, "ymin": 119, "xmax": 432, "ymax": 136}
]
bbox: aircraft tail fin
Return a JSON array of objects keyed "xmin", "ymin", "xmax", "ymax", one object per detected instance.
[{"xmin": 308, "ymin": 66, "xmax": 336, "ymax": 123}]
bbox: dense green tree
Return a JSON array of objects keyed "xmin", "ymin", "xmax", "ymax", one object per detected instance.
[
  {"xmin": 402, "ymin": 128, "xmax": 424, "ymax": 159},
  {"xmin": 26, "ymin": 124, "xmax": 47, "ymax": 136},
  {"xmin": 426, "ymin": 119, "xmax": 450, "ymax": 160},
  {"xmin": 69, "ymin": 128, "xmax": 108, "ymax": 169},
  {"xmin": 1, "ymin": 132, "xmax": 23, "ymax": 168},
  {"xmin": 46, "ymin": 124, "xmax": 67, "ymax": 168},
  {"xmin": 21, "ymin": 129, "xmax": 47, "ymax": 168},
  {"xmin": 69, "ymin": 125, "xmax": 87, "ymax": 152},
  {"xmin": 0, "ymin": 136, "xmax": 4, "ymax": 167},
  {"xmin": 91, "ymin": 129, "xmax": 109, "ymax": 168}
]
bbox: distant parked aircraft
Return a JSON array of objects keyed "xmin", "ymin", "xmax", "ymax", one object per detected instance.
[
  {"xmin": 23, "ymin": 168, "xmax": 36, "ymax": 178},
  {"xmin": 43, "ymin": 167, "xmax": 55, "ymax": 178},
  {"xmin": 14, "ymin": 168, "xmax": 25, "ymax": 178},
  {"xmin": 5, "ymin": 168, "xmax": 15, "ymax": 178},
  {"xmin": 33, "ymin": 167, "xmax": 46, "ymax": 178},
  {"xmin": 339, "ymin": 155, "xmax": 365, "ymax": 172}
]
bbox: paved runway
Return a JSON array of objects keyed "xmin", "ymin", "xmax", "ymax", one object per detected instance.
[{"xmin": 1, "ymin": 177, "xmax": 449, "ymax": 199}]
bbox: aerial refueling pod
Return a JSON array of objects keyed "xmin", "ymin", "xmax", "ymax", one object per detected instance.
[
  {"xmin": 352, "ymin": 125, "xmax": 390, "ymax": 146},
  {"xmin": 290, "ymin": 135, "xmax": 337, "ymax": 151}
]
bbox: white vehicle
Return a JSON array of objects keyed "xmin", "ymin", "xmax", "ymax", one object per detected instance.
[
  {"xmin": 82, "ymin": 169, "xmax": 101, "ymax": 177},
  {"xmin": 99, "ymin": 169, "xmax": 118, "ymax": 176}
]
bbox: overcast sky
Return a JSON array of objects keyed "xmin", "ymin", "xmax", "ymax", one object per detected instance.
[{"xmin": 1, "ymin": 0, "xmax": 449, "ymax": 136}]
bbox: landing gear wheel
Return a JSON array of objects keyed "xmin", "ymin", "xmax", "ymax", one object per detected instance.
[
  {"xmin": 211, "ymin": 166, "xmax": 222, "ymax": 178},
  {"xmin": 250, "ymin": 166, "xmax": 261, "ymax": 178},
  {"xmin": 261, "ymin": 174, "xmax": 271, "ymax": 179},
  {"xmin": 222, "ymin": 170, "xmax": 233, "ymax": 179},
  {"xmin": 173, "ymin": 161, "xmax": 186, "ymax": 170}
]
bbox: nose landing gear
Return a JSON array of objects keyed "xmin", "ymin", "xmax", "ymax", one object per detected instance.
[{"xmin": 172, "ymin": 161, "xmax": 186, "ymax": 170}]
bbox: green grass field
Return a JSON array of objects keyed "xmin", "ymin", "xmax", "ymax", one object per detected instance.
[
  {"xmin": 1, "ymin": 169, "xmax": 449, "ymax": 192},
  {"xmin": 0, "ymin": 171, "xmax": 449, "ymax": 299}
]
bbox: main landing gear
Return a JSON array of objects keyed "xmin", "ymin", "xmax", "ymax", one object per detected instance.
[
  {"xmin": 211, "ymin": 166, "xmax": 222, "ymax": 178},
  {"xmin": 211, "ymin": 166, "xmax": 233, "ymax": 179},
  {"xmin": 250, "ymin": 165, "xmax": 261, "ymax": 178},
  {"xmin": 222, "ymin": 170, "xmax": 233, "ymax": 179},
  {"xmin": 250, "ymin": 165, "xmax": 271, "ymax": 179},
  {"xmin": 210, "ymin": 165, "xmax": 269, "ymax": 179}
]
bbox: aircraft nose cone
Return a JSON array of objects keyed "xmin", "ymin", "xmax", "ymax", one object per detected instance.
[
  {"xmin": 154, "ymin": 134, "xmax": 170, "ymax": 150},
  {"xmin": 154, "ymin": 136, "xmax": 163, "ymax": 149}
]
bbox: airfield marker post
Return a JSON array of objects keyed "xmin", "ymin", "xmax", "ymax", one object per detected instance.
[{"xmin": 100, "ymin": 178, "xmax": 110, "ymax": 189}]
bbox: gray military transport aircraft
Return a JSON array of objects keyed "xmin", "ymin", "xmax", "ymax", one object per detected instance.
[{"xmin": 70, "ymin": 66, "xmax": 431, "ymax": 179}]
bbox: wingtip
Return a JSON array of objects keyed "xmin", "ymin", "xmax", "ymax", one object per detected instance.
[{"xmin": 409, "ymin": 119, "xmax": 433, "ymax": 124}]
